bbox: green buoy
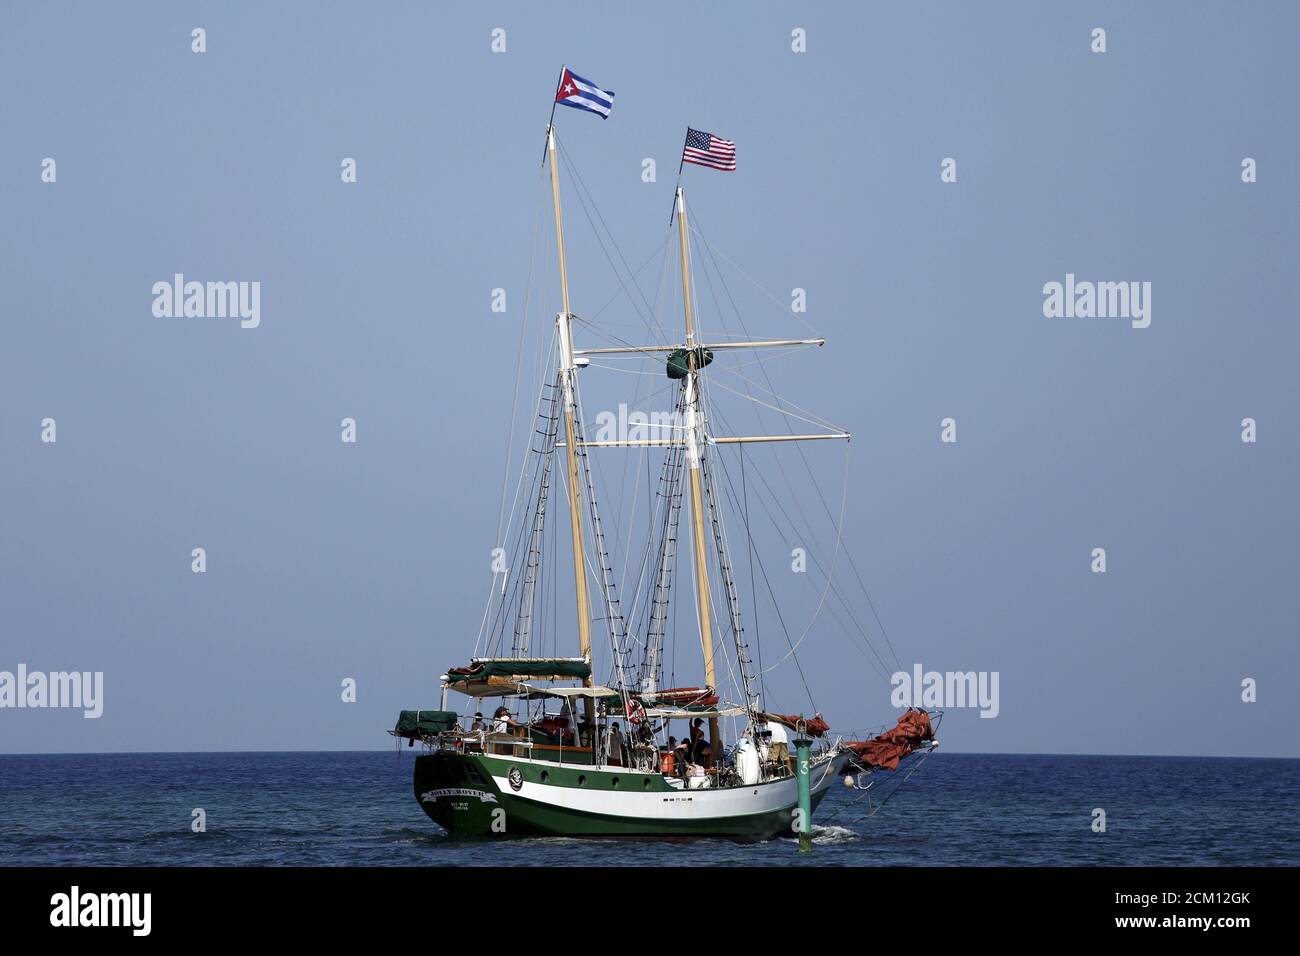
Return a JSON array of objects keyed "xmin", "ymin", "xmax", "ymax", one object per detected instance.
[{"xmin": 794, "ymin": 733, "xmax": 813, "ymax": 853}]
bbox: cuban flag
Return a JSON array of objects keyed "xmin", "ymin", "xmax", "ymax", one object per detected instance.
[{"xmin": 554, "ymin": 68, "xmax": 614, "ymax": 119}]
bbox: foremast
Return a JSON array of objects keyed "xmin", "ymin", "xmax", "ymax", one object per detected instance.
[{"xmin": 546, "ymin": 125, "xmax": 595, "ymax": 726}]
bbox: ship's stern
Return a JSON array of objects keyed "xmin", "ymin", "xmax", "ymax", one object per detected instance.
[{"xmin": 413, "ymin": 751, "xmax": 505, "ymax": 837}]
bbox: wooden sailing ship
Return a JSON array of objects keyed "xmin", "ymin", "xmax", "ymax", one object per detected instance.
[{"xmin": 392, "ymin": 80, "xmax": 938, "ymax": 839}]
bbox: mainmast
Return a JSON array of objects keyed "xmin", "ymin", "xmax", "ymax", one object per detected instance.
[
  {"xmin": 547, "ymin": 126, "xmax": 594, "ymax": 702},
  {"xmin": 674, "ymin": 185, "xmax": 721, "ymax": 759}
]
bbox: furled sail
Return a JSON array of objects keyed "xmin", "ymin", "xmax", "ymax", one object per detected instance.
[
  {"xmin": 637, "ymin": 686, "xmax": 719, "ymax": 708},
  {"xmin": 446, "ymin": 657, "xmax": 591, "ymax": 682},
  {"xmin": 758, "ymin": 711, "xmax": 831, "ymax": 737},
  {"xmin": 843, "ymin": 709, "xmax": 935, "ymax": 770},
  {"xmin": 445, "ymin": 657, "xmax": 592, "ymax": 696}
]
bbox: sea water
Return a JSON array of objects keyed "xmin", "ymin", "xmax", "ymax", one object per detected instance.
[{"xmin": 0, "ymin": 751, "xmax": 1295, "ymax": 866}]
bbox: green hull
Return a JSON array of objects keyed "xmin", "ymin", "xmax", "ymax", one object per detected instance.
[{"xmin": 414, "ymin": 750, "xmax": 836, "ymax": 839}]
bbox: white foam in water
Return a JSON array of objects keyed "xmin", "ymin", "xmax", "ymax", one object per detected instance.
[{"xmin": 811, "ymin": 825, "xmax": 860, "ymax": 845}]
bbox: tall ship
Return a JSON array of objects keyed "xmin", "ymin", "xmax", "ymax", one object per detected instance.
[{"xmin": 393, "ymin": 69, "xmax": 938, "ymax": 839}]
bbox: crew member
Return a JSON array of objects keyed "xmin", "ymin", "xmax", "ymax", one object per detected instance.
[
  {"xmin": 661, "ymin": 736, "xmax": 678, "ymax": 775},
  {"xmin": 607, "ymin": 721, "xmax": 625, "ymax": 767}
]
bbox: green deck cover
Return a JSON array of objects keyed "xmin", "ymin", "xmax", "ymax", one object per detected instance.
[{"xmin": 394, "ymin": 710, "xmax": 459, "ymax": 736}]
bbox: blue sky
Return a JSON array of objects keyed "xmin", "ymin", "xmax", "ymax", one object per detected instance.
[{"xmin": 1, "ymin": 2, "xmax": 1297, "ymax": 755}]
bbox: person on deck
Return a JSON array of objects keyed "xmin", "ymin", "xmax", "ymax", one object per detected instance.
[
  {"xmin": 661, "ymin": 736, "xmax": 678, "ymax": 775},
  {"xmin": 674, "ymin": 735, "xmax": 689, "ymax": 775},
  {"xmin": 463, "ymin": 712, "xmax": 485, "ymax": 752},
  {"xmin": 492, "ymin": 706, "xmax": 514, "ymax": 735},
  {"xmin": 487, "ymin": 706, "xmax": 517, "ymax": 755},
  {"xmin": 607, "ymin": 721, "xmax": 625, "ymax": 767},
  {"xmin": 766, "ymin": 717, "xmax": 790, "ymax": 763},
  {"xmin": 688, "ymin": 723, "xmax": 712, "ymax": 768}
]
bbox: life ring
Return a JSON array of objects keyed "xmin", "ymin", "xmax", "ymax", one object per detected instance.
[{"xmin": 626, "ymin": 698, "xmax": 646, "ymax": 726}]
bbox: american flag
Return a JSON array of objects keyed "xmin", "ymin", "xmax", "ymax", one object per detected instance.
[{"xmin": 682, "ymin": 128, "xmax": 736, "ymax": 171}]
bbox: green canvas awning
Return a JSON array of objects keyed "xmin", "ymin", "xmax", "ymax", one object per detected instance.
[{"xmin": 393, "ymin": 710, "xmax": 459, "ymax": 737}]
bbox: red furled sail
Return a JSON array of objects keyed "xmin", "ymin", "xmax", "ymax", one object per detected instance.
[
  {"xmin": 638, "ymin": 687, "xmax": 719, "ymax": 708},
  {"xmin": 758, "ymin": 712, "xmax": 831, "ymax": 737},
  {"xmin": 844, "ymin": 709, "xmax": 935, "ymax": 770}
]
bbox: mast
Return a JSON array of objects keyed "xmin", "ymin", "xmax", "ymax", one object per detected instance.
[
  {"xmin": 547, "ymin": 125, "xmax": 594, "ymax": 706},
  {"xmin": 675, "ymin": 185, "xmax": 721, "ymax": 760}
]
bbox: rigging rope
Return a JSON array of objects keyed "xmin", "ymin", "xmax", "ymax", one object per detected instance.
[
  {"xmin": 475, "ymin": 163, "xmax": 550, "ymax": 656},
  {"xmin": 817, "ymin": 746, "xmax": 936, "ymax": 829},
  {"xmin": 688, "ymin": 204, "xmax": 904, "ymax": 674}
]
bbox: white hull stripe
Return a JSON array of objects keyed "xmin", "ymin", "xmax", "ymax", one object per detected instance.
[{"xmin": 491, "ymin": 756, "xmax": 845, "ymax": 822}]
